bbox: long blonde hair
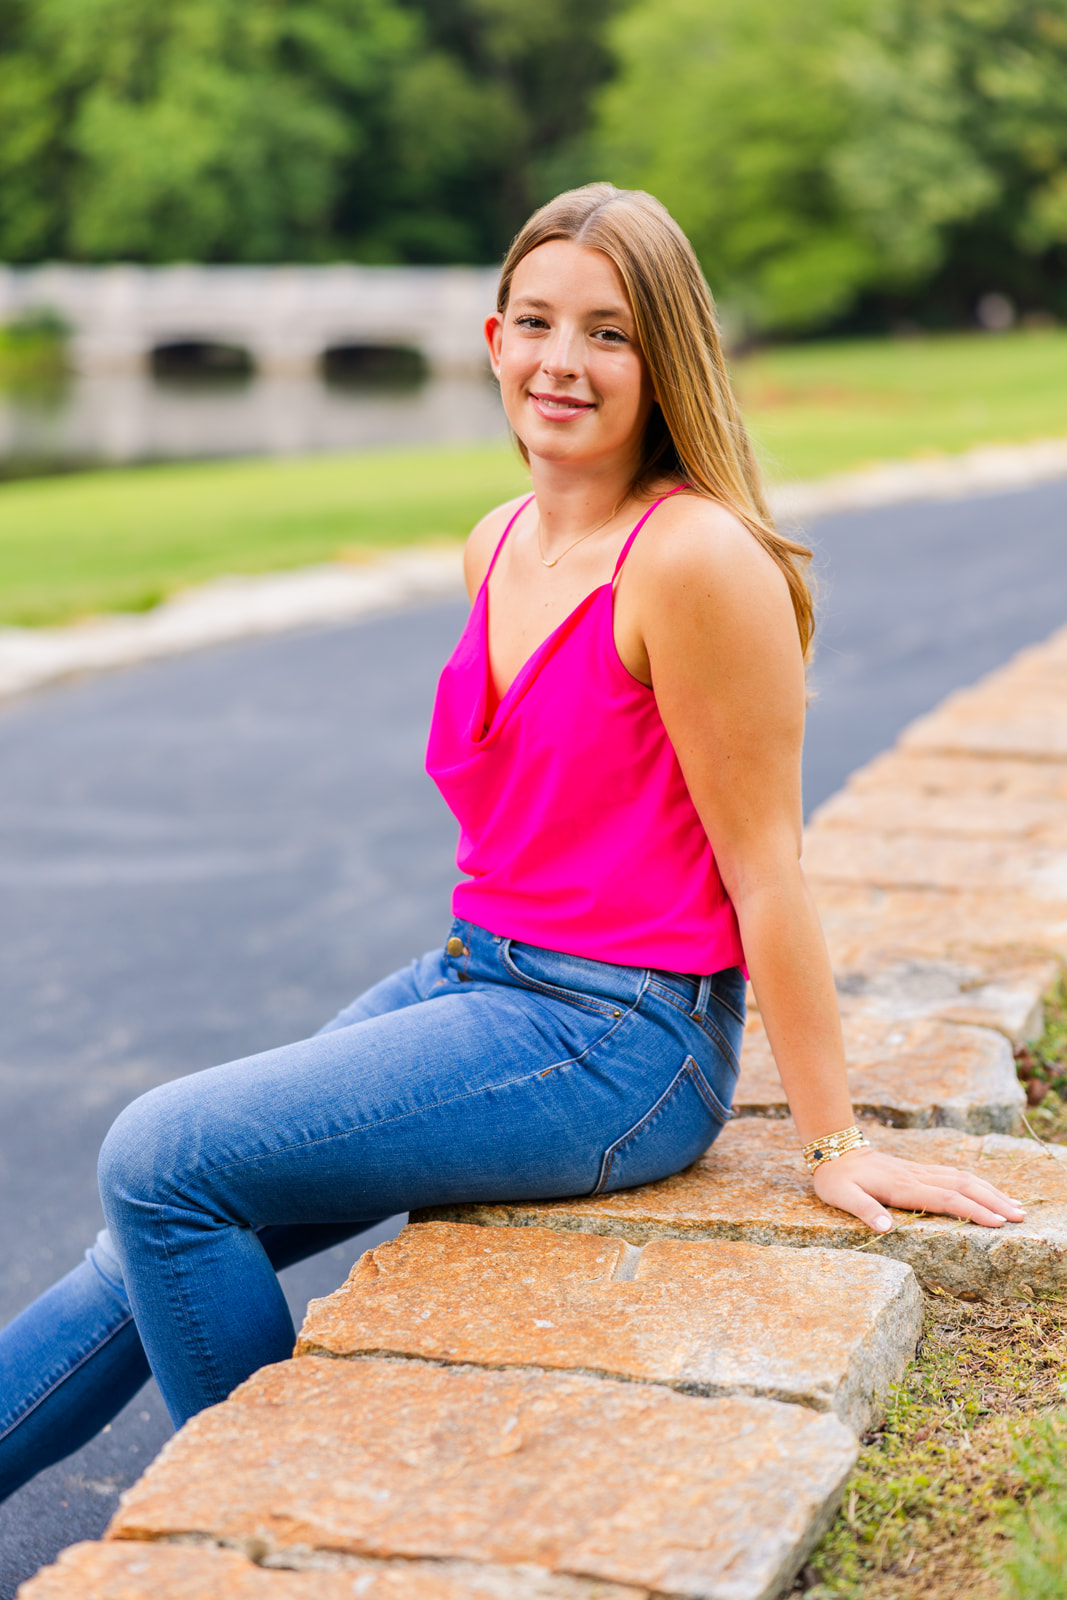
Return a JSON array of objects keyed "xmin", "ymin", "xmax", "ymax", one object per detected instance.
[{"xmin": 497, "ymin": 183, "xmax": 815, "ymax": 659}]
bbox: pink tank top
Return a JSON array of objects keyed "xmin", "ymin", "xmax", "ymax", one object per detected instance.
[{"xmin": 425, "ymin": 491, "xmax": 745, "ymax": 974}]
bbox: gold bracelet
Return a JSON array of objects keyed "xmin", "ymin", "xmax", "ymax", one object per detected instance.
[{"xmin": 801, "ymin": 1124, "xmax": 870, "ymax": 1174}]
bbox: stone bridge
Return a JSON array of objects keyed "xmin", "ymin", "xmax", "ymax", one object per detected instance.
[{"xmin": 0, "ymin": 263, "xmax": 500, "ymax": 378}]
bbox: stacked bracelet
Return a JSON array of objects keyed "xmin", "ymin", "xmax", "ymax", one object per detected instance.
[{"xmin": 802, "ymin": 1124, "xmax": 870, "ymax": 1174}]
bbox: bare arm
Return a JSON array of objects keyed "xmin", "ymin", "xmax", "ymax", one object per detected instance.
[{"xmin": 632, "ymin": 498, "xmax": 1025, "ymax": 1232}]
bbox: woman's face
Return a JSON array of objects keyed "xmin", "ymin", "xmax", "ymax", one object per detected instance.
[{"xmin": 485, "ymin": 239, "xmax": 657, "ymax": 473}]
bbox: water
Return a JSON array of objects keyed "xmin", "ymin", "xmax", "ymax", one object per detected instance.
[{"xmin": 0, "ymin": 369, "xmax": 508, "ymax": 477}]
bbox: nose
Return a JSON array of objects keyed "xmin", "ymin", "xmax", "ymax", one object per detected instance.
[{"xmin": 541, "ymin": 323, "xmax": 582, "ymax": 381}]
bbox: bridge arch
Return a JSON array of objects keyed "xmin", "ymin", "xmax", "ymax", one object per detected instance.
[
  {"xmin": 150, "ymin": 340, "xmax": 254, "ymax": 381},
  {"xmin": 321, "ymin": 342, "xmax": 427, "ymax": 387}
]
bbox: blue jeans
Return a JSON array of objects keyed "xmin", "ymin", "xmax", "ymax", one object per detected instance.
[{"xmin": 0, "ymin": 921, "xmax": 745, "ymax": 1503}]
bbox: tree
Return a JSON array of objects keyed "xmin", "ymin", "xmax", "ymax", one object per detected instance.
[
  {"xmin": 0, "ymin": 0, "xmax": 623, "ymax": 264},
  {"xmin": 346, "ymin": 0, "xmax": 622, "ymax": 262},
  {"xmin": 831, "ymin": 0, "xmax": 1067, "ymax": 324},
  {"xmin": 594, "ymin": 0, "xmax": 876, "ymax": 334},
  {"xmin": 0, "ymin": 0, "xmax": 418, "ymax": 261},
  {"xmin": 595, "ymin": 0, "xmax": 1067, "ymax": 332}
]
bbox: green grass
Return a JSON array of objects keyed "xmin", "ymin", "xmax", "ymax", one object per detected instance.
[
  {"xmin": 735, "ymin": 326, "xmax": 1067, "ymax": 482},
  {"xmin": 1016, "ymin": 973, "xmax": 1067, "ymax": 1146},
  {"xmin": 2, "ymin": 326, "xmax": 1067, "ymax": 625},
  {"xmin": 0, "ymin": 443, "xmax": 529, "ymax": 626},
  {"xmin": 801, "ymin": 1295, "xmax": 1067, "ymax": 1600},
  {"xmin": 796, "ymin": 976, "xmax": 1067, "ymax": 1600},
  {"xmin": 1000, "ymin": 1416, "xmax": 1067, "ymax": 1600}
]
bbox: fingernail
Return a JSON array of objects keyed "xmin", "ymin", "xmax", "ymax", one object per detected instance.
[
  {"xmin": 873, "ymin": 1217, "xmax": 892, "ymax": 1233},
  {"xmin": 991, "ymin": 1214, "xmax": 1005, "ymax": 1224}
]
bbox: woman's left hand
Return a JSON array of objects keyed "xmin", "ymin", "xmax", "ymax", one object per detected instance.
[{"xmin": 811, "ymin": 1147, "xmax": 1027, "ymax": 1233}]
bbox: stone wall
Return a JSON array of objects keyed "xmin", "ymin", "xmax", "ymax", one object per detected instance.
[{"xmin": 19, "ymin": 620, "xmax": 1067, "ymax": 1600}]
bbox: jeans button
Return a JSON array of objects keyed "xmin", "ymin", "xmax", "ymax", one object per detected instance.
[{"xmin": 446, "ymin": 936, "xmax": 468, "ymax": 957}]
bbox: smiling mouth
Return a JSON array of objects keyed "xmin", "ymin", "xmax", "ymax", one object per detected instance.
[{"xmin": 529, "ymin": 392, "xmax": 595, "ymax": 411}]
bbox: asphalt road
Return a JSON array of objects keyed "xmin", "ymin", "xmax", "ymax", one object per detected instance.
[{"xmin": 1, "ymin": 476, "xmax": 1065, "ymax": 1593}]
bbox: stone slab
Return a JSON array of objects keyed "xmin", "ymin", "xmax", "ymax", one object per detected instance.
[
  {"xmin": 812, "ymin": 883, "xmax": 1067, "ymax": 966},
  {"xmin": 736, "ymin": 1010, "xmax": 1024, "ymax": 1130},
  {"xmin": 813, "ymin": 783, "xmax": 1067, "ymax": 842},
  {"xmin": 830, "ymin": 953, "xmax": 1054, "ymax": 1045},
  {"xmin": 900, "ymin": 692, "xmax": 1067, "ymax": 762},
  {"xmin": 803, "ymin": 825, "xmax": 1067, "ymax": 903},
  {"xmin": 108, "ymin": 1359, "xmax": 857, "ymax": 1600},
  {"xmin": 296, "ymin": 1221, "xmax": 920, "ymax": 1434},
  {"xmin": 840, "ymin": 750, "xmax": 1067, "ymax": 803},
  {"xmin": 417, "ymin": 1120, "xmax": 1067, "ymax": 1301},
  {"xmin": 19, "ymin": 1541, "xmax": 646, "ymax": 1600}
]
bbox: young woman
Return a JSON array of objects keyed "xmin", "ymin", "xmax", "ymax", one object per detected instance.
[{"xmin": 0, "ymin": 184, "xmax": 1023, "ymax": 1500}]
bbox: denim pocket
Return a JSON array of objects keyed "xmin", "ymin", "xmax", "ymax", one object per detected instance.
[
  {"xmin": 498, "ymin": 939, "xmax": 626, "ymax": 1019},
  {"xmin": 591, "ymin": 1056, "xmax": 730, "ymax": 1196}
]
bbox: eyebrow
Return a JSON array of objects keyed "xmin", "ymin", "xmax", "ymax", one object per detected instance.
[{"xmin": 512, "ymin": 297, "xmax": 632, "ymax": 320}]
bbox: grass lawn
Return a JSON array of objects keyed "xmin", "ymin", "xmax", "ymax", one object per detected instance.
[
  {"xmin": 1, "ymin": 327, "xmax": 1066, "ymax": 625},
  {"xmin": 0, "ymin": 443, "xmax": 529, "ymax": 626},
  {"xmin": 734, "ymin": 326, "xmax": 1067, "ymax": 482}
]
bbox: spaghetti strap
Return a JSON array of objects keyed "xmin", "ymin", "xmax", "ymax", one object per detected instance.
[
  {"xmin": 485, "ymin": 495, "xmax": 536, "ymax": 584},
  {"xmin": 612, "ymin": 484, "xmax": 691, "ymax": 578}
]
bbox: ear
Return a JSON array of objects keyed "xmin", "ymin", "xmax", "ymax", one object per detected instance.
[{"xmin": 484, "ymin": 312, "xmax": 503, "ymax": 378}]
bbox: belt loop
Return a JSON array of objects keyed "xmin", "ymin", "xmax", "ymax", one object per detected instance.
[{"xmin": 691, "ymin": 973, "xmax": 713, "ymax": 1022}]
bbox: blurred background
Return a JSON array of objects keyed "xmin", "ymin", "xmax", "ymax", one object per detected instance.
[
  {"xmin": 2, "ymin": 4, "xmax": 1067, "ymax": 1592},
  {"xmin": 1, "ymin": 0, "xmax": 1067, "ymax": 566}
]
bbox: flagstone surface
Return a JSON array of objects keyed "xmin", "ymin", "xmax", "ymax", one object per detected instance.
[
  {"xmin": 106, "ymin": 1359, "xmax": 857, "ymax": 1600},
  {"xmin": 803, "ymin": 827, "xmax": 1067, "ymax": 901},
  {"xmin": 418, "ymin": 1119, "xmax": 1067, "ymax": 1300},
  {"xmin": 737, "ymin": 1010, "xmax": 1024, "ymax": 1129},
  {"xmin": 18, "ymin": 1541, "xmax": 648, "ymax": 1600},
  {"xmin": 837, "ymin": 750, "xmax": 1067, "ymax": 803},
  {"xmin": 828, "ymin": 954, "xmax": 1053, "ymax": 1045},
  {"xmin": 812, "ymin": 883, "xmax": 1067, "ymax": 967},
  {"xmin": 296, "ymin": 1220, "xmax": 921, "ymax": 1433}
]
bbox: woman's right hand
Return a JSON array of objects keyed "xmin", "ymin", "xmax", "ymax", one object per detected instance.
[{"xmin": 812, "ymin": 1146, "xmax": 1028, "ymax": 1234}]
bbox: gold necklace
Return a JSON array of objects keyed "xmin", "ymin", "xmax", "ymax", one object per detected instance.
[{"xmin": 535, "ymin": 497, "xmax": 627, "ymax": 568}]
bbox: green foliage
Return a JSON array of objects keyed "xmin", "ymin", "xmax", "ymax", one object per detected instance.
[
  {"xmin": 834, "ymin": 0, "xmax": 1067, "ymax": 323},
  {"xmin": 596, "ymin": 0, "xmax": 876, "ymax": 332},
  {"xmin": 1015, "ymin": 971, "xmax": 1067, "ymax": 1145},
  {"xmin": 596, "ymin": 0, "xmax": 1067, "ymax": 332},
  {"xmin": 0, "ymin": 0, "xmax": 411, "ymax": 261},
  {"xmin": 0, "ymin": 0, "xmax": 621, "ymax": 264},
  {"xmin": 1001, "ymin": 1416, "xmax": 1067, "ymax": 1600},
  {"xmin": 4, "ymin": 0, "xmax": 1066, "ymax": 307},
  {"xmin": 0, "ymin": 308, "xmax": 69, "ymax": 388},
  {"xmin": 366, "ymin": 0, "xmax": 620, "ymax": 261},
  {"xmin": 804, "ymin": 1294, "xmax": 1067, "ymax": 1600}
]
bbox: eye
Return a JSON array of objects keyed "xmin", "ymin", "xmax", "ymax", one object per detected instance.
[
  {"xmin": 594, "ymin": 327, "xmax": 628, "ymax": 344},
  {"xmin": 514, "ymin": 314, "xmax": 548, "ymax": 331}
]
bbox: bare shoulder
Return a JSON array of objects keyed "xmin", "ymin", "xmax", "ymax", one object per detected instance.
[
  {"xmin": 632, "ymin": 490, "xmax": 784, "ymax": 592},
  {"xmin": 462, "ymin": 493, "xmax": 532, "ymax": 602},
  {"xmin": 628, "ymin": 489, "xmax": 795, "ymax": 631}
]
